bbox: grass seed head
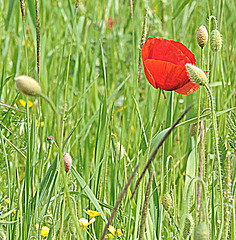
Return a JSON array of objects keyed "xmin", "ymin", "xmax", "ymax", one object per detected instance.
[
  {"xmin": 162, "ymin": 193, "xmax": 172, "ymax": 211},
  {"xmin": 194, "ymin": 222, "xmax": 209, "ymax": 240},
  {"xmin": 186, "ymin": 64, "xmax": 208, "ymax": 86},
  {"xmin": 196, "ymin": 25, "xmax": 208, "ymax": 48},
  {"xmin": 14, "ymin": 75, "xmax": 42, "ymax": 96},
  {"xmin": 183, "ymin": 214, "xmax": 195, "ymax": 239},
  {"xmin": 210, "ymin": 29, "xmax": 222, "ymax": 52}
]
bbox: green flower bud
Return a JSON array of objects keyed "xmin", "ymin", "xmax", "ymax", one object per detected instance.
[
  {"xmin": 15, "ymin": 75, "xmax": 42, "ymax": 96},
  {"xmin": 194, "ymin": 222, "xmax": 209, "ymax": 240},
  {"xmin": 186, "ymin": 64, "xmax": 208, "ymax": 86},
  {"xmin": 182, "ymin": 214, "xmax": 194, "ymax": 239},
  {"xmin": 210, "ymin": 29, "xmax": 222, "ymax": 52},
  {"xmin": 196, "ymin": 25, "xmax": 208, "ymax": 48},
  {"xmin": 162, "ymin": 193, "xmax": 172, "ymax": 211}
]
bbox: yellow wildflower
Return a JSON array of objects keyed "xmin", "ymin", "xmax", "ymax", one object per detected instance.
[
  {"xmin": 79, "ymin": 218, "xmax": 89, "ymax": 228},
  {"xmin": 83, "ymin": 209, "xmax": 102, "ymax": 218},
  {"xmin": 117, "ymin": 228, "xmax": 122, "ymax": 236},
  {"xmin": 19, "ymin": 99, "xmax": 33, "ymax": 108},
  {"xmin": 5, "ymin": 198, "xmax": 10, "ymax": 205},
  {"xmin": 12, "ymin": 209, "xmax": 22, "ymax": 218},
  {"xmin": 78, "ymin": 217, "xmax": 96, "ymax": 229},
  {"xmin": 41, "ymin": 226, "xmax": 50, "ymax": 238},
  {"xmin": 35, "ymin": 119, "xmax": 44, "ymax": 127},
  {"xmin": 108, "ymin": 225, "xmax": 116, "ymax": 235},
  {"xmin": 35, "ymin": 224, "xmax": 50, "ymax": 238}
]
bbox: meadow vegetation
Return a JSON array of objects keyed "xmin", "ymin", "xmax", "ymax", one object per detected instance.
[{"xmin": 0, "ymin": 0, "xmax": 235, "ymax": 239}]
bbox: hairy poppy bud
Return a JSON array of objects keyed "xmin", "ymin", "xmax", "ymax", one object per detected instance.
[
  {"xmin": 189, "ymin": 123, "xmax": 198, "ymax": 136},
  {"xmin": 194, "ymin": 222, "xmax": 209, "ymax": 240},
  {"xmin": 182, "ymin": 214, "xmax": 194, "ymax": 239},
  {"xmin": 196, "ymin": 25, "xmax": 208, "ymax": 48},
  {"xmin": 63, "ymin": 153, "xmax": 72, "ymax": 173},
  {"xmin": 210, "ymin": 29, "xmax": 222, "ymax": 52},
  {"xmin": 186, "ymin": 64, "xmax": 208, "ymax": 86},
  {"xmin": 15, "ymin": 75, "xmax": 42, "ymax": 96},
  {"xmin": 162, "ymin": 193, "xmax": 172, "ymax": 211}
]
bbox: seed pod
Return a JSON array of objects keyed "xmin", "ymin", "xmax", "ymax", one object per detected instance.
[
  {"xmin": 189, "ymin": 123, "xmax": 198, "ymax": 137},
  {"xmin": 196, "ymin": 25, "xmax": 208, "ymax": 48},
  {"xmin": 210, "ymin": 29, "xmax": 222, "ymax": 52},
  {"xmin": 194, "ymin": 222, "xmax": 209, "ymax": 240},
  {"xmin": 186, "ymin": 64, "xmax": 208, "ymax": 86},
  {"xmin": 68, "ymin": 217, "xmax": 76, "ymax": 234},
  {"xmin": 182, "ymin": 214, "xmax": 194, "ymax": 239},
  {"xmin": 162, "ymin": 193, "xmax": 172, "ymax": 211},
  {"xmin": 63, "ymin": 153, "xmax": 72, "ymax": 173},
  {"xmin": 14, "ymin": 75, "xmax": 42, "ymax": 96}
]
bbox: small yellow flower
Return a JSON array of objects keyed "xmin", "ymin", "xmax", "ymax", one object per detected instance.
[
  {"xmin": 41, "ymin": 226, "xmax": 50, "ymax": 238},
  {"xmin": 78, "ymin": 217, "xmax": 96, "ymax": 229},
  {"xmin": 79, "ymin": 218, "xmax": 89, "ymax": 228},
  {"xmin": 106, "ymin": 234, "xmax": 114, "ymax": 239},
  {"xmin": 35, "ymin": 224, "xmax": 50, "ymax": 238},
  {"xmin": 5, "ymin": 198, "xmax": 10, "ymax": 205},
  {"xmin": 117, "ymin": 228, "xmax": 122, "ymax": 236},
  {"xmin": 108, "ymin": 225, "xmax": 116, "ymax": 235},
  {"xmin": 83, "ymin": 209, "xmax": 102, "ymax": 218},
  {"xmin": 35, "ymin": 119, "xmax": 44, "ymax": 127},
  {"xmin": 12, "ymin": 209, "xmax": 22, "ymax": 218},
  {"xmin": 19, "ymin": 99, "xmax": 34, "ymax": 108},
  {"xmin": 22, "ymin": 40, "xmax": 25, "ymax": 46}
]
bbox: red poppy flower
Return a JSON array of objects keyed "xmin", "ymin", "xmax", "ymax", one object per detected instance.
[{"xmin": 141, "ymin": 37, "xmax": 200, "ymax": 95}]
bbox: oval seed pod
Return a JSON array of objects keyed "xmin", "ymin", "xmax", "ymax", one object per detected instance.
[
  {"xmin": 186, "ymin": 64, "xmax": 208, "ymax": 86},
  {"xmin": 194, "ymin": 222, "xmax": 209, "ymax": 240},
  {"xmin": 63, "ymin": 153, "xmax": 72, "ymax": 173},
  {"xmin": 14, "ymin": 75, "xmax": 42, "ymax": 96},
  {"xmin": 196, "ymin": 25, "xmax": 208, "ymax": 48},
  {"xmin": 189, "ymin": 123, "xmax": 198, "ymax": 137},
  {"xmin": 182, "ymin": 214, "xmax": 195, "ymax": 239},
  {"xmin": 210, "ymin": 29, "xmax": 222, "ymax": 52},
  {"xmin": 162, "ymin": 193, "xmax": 173, "ymax": 211}
]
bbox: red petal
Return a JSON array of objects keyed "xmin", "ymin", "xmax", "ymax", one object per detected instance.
[
  {"xmin": 141, "ymin": 37, "xmax": 196, "ymax": 66},
  {"xmin": 144, "ymin": 59, "xmax": 189, "ymax": 90},
  {"xmin": 169, "ymin": 40, "xmax": 196, "ymax": 64},
  {"xmin": 174, "ymin": 81, "xmax": 200, "ymax": 95}
]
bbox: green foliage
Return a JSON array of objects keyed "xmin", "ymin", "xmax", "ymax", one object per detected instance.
[{"xmin": 0, "ymin": 0, "xmax": 235, "ymax": 239}]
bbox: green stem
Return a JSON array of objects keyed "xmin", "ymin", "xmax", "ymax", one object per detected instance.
[
  {"xmin": 204, "ymin": 84, "xmax": 224, "ymax": 240},
  {"xmin": 38, "ymin": 92, "xmax": 84, "ymax": 239}
]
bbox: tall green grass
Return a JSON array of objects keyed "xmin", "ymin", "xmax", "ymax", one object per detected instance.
[{"xmin": 0, "ymin": 0, "xmax": 235, "ymax": 239}]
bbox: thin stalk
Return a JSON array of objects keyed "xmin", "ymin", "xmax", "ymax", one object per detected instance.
[
  {"xmin": 204, "ymin": 83, "xmax": 224, "ymax": 240},
  {"xmin": 138, "ymin": 168, "xmax": 154, "ymax": 240},
  {"xmin": 59, "ymin": 192, "xmax": 66, "ymax": 240}
]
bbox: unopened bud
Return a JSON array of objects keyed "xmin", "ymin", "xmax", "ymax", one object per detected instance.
[
  {"xmin": 15, "ymin": 75, "xmax": 42, "ymax": 96},
  {"xmin": 196, "ymin": 25, "xmax": 208, "ymax": 48},
  {"xmin": 63, "ymin": 153, "xmax": 72, "ymax": 173},
  {"xmin": 47, "ymin": 136, "xmax": 54, "ymax": 145},
  {"xmin": 162, "ymin": 193, "xmax": 172, "ymax": 211},
  {"xmin": 194, "ymin": 222, "xmax": 209, "ymax": 240},
  {"xmin": 182, "ymin": 214, "xmax": 194, "ymax": 239},
  {"xmin": 186, "ymin": 64, "xmax": 208, "ymax": 86},
  {"xmin": 210, "ymin": 29, "xmax": 222, "ymax": 52}
]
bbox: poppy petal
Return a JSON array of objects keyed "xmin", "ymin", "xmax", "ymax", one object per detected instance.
[
  {"xmin": 174, "ymin": 81, "xmax": 199, "ymax": 95},
  {"xmin": 141, "ymin": 37, "xmax": 196, "ymax": 66},
  {"xmin": 144, "ymin": 59, "xmax": 190, "ymax": 90},
  {"xmin": 169, "ymin": 40, "xmax": 196, "ymax": 64}
]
